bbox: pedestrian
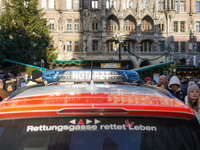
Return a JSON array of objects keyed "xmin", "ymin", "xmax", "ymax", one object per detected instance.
[
  {"xmin": 167, "ymin": 76, "xmax": 186, "ymax": 102},
  {"xmin": 16, "ymin": 74, "xmax": 27, "ymax": 89},
  {"xmin": 146, "ymin": 81, "xmax": 152, "ymax": 85},
  {"xmin": 4, "ymin": 75, "xmax": 17, "ymax": 96},
  {"xmin": 184, "ymin": 81, "xmax": 200, "ymax": 124},
  {"xmin": 26, "ymin": 70, "xmax": 44, "ymax": 86},
  {"xmin": 160, "ymin": 75, "xmax": 168, "ymax": 85},
  {"xmin": 0, "ymin": 79, "xmax": 9, "ymax": 101},
  {"xmin": 156, "ymin": 82, "xmax": 166, "ymax": 89}
]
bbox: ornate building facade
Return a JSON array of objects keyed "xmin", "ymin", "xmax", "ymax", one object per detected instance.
[{"xmin": 1, "ymin": 0, "xmax": 200, "ymax": 68}]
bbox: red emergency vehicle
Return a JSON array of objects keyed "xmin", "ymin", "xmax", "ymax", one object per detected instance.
[{"xmin": 0, "ymin": 70, "xmax": 199, "ymax": 150}]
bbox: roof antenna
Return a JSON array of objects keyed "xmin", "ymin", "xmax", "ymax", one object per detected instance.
[
  {"xmin": 91, "ymin": 59, "xmax": 93, "ymax": 81},
  {"xmin": 86, "ymin": 59, "xmax": 98, "ymax": 93}
]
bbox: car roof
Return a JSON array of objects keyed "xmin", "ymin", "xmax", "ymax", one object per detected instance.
[{"xmin": 0, "ymin": 84, "xmax": 195, "ymax": 120}]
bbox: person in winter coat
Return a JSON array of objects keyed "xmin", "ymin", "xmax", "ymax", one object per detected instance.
[
  {"xmin": 4, "ymin": 76, "xmax": 17, "ymax": 96},
  {"xmin": 184, "ymin": 81, "xmax": 200, "ymax": 124},
  {"xmin": 167, "ymin": 76, "xmax": 186, "ymax": 102},
  {"xmin": 26, "ymin": 70, "xmax": 44, "ymax": 86},
  {"xmin": 16, "ymin": 74, "xmax": 27, "ymax": 89},
  {"xmin": 0, "ymin": 79, "xmax": 9, "ymax": 101}
]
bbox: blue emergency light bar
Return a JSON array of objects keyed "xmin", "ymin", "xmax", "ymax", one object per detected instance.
[{"xmin": 42, "ymin": 69, "xmax": 140, "ymax": 83}]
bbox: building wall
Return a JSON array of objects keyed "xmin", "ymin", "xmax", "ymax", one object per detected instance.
[{"xmin": 1, "ymin": 0, "xmax": 200, "ymax": 68}]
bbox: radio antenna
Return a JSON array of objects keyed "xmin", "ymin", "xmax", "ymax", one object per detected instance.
[{"xmin": 91, "ymin": 59, "xmax": 93, "ymax": 81}]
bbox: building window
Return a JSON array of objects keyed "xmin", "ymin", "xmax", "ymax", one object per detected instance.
[
  {"xmin": 41, "ymin": 0, "xmax": 46, "ymax": 9},
  {"xmin": 197, "ymin": 2, "xmax": 200, "ymax": 12},
  {"xmin": 174, "ymin": 21, "xmax": 178, "ymax": 32},
  {"xmin": 74, "ymin": 20, "xmax": 79, "ymax": 31},
  {"xmin": 140, "ymin": 41, "xmax": 151, "ymax": 52},
  {"xmin": 106, "ymin": 0, "xmax": 109, "ymax": 9},
  {"xmin": 159, "ymin": 41, "xmax": 164, "ymax": 52},
  {"xmin": 106, "ymin": 42, "xmax": 109, "ymax": 51},
  {"xmin": 49, "ymin": 0, "xmax": 54, "ymax": 9},
  {"xmin": 92, "ymin": 0, "xmax": 98, "ymax": 9},
  {"xmin": 131, "ymin": 42, "xmax": 134, "ymax": 52},
  {"xmin": 180, "ymin": 21, "xmax": 185, "ymax": 32},
  {"xmin": 175, "ymin": 2, "xmax": 178, "ymax": 11},
  {"xmin": 92, "ymin": 40, "xmax": 98, "ymax": 52},
  {"xmin": 74, "ymin": 41, "xmax": 79, "ymax": 52},
  {"xmin": 158, "ymin": 23, "xmax": 164, "ymax": 31},
  {"xmin": 124, "ymin": 19, "xmax": 135, "ymax": 31},
  {"xmin": 180, "ymin": 1, "xmax": 185, "ymax": 12},
  {"xmin": 123, "ymin": 0, "xmax": 126, "ymax": 9},
  {"xmin": 74, "ymin": 0, "xmax": 79, "ymax": 9},
  {"xmin": 49, "ymin": 19, "xmax": 54, "ymax": 31},
  {"xmin": 67, "ymin": 41, "xmax": 72, "ymax": 51},
  {"xmin": 174, "ymin": 42, "xmax": 178, "ymax": 52},
  {"xmin": 67, "ymin": 0, "xmax": 72, "ymax": 9},
  {"xmin": 50, "ymin": 41, "xmax": 54, "ymax": 49},
  {"xmin": 67, "ymin": 20, "xmax": 72, "ymax": 30},
  {"xmin": 196, "ymin": 22, "xmax": 200, "ymax": 32},
  {"xmin": 140, "ymin": 2, "xmax": 143, "ymax": 9},
  {"xmin": 180, "ymin": 42, "xmax": 185, "ymax": 52},
  {"xmin": 158, "ymin": 0, "xmax": 164, "ymax": 10},
  {"xmin": 107, "ymin": 19, "xmax": 118, "ymax": 31},
  {"xmin": 141, "ymin": 20, "xmax": 152, "ymax": 31},
  {"xmin": 92, "ymin": 23, "xmax": 98, "ymax": 30},
  {"xmin": 197, "ymin": 42, "xmax": 200, "ymax": 52},
  {"xmin": 127, "ymin": 0, "xmax": 130, "ymax": 8}
]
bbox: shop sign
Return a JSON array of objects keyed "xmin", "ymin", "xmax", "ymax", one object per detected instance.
[{"xmin": 101, "ymin": 63, "xmax": 121, "ymax": 68}]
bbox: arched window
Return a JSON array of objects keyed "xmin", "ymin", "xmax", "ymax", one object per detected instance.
[
  {"xmin": 141, "ymin": 20, "xmax": 152, "ymax": 31},
  {"xmin": 124, "ymin": 19, "xmax": 135, "ymax": 31},
  {"xmin": 92, "ymin": 18, "xmax": 98, "ymax": 30},
  {"xmin": 107, "ymin": 19, "xmax": 118, "ymax": 31}
]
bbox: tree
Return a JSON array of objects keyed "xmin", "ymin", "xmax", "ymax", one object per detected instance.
[{"xmin": 0, "ymin": 0, "xmax": 57, "ymax": 68}]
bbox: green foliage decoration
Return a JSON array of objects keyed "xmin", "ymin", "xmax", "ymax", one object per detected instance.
[{"xmin": 0, "ymin": 0, "xmax": 57, "ymax": 68}]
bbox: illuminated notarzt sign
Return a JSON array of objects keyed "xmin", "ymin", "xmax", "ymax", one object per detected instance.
[{"xmin": 58, "ymin": 70, "xmax": 124, "ymax": 82}]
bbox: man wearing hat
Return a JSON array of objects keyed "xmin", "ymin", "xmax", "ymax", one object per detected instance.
[{"xmin": 26, "ymin": 70, "xmax": 44, "ymax": 86}]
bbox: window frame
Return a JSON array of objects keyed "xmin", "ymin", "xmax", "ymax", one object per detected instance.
[
  {"xmin": 197, "ymin": 42, "xmax": 200, "ymax": 52},
  {"xmin": 49, "ymin": 19, "xmax": 55, "ymax": 31},
  {"xmin": 74, "ymin": 0, "xmax": 79, "ymax": 9},
  {"xmin": 74, "ymin": 19, "xmax": 79, "ymax": 31},
  {"xmin": 197, "ymin": 2, "xmax": 200, "ymax": 12},
  {"xmin": 67, "ymin": 19, "xmax": 72, "ymax": 31},
  {"xmin": 49, "ymin": 0, "xmax": 54, "ymax": 9},
  {"xmin": 174, "ymin": 21, "xmax": 178, "ymax": 32},
  {"xmin": 74, "ymin": 41, "xmax": 79, "ymax": 52},
  {"xmin": 67, "ymin": 41, "xmax": 72, "ymax": 51},
  {"xmin": 180, "ymin": 42, "xmax": 186, "ymax": 52},
  {"xmin": 92, "ymin": 40, "xmax": 98, "ymax": 52},
  {"xmin": 141, "ymin": 20, "xmax": 151, "ymax": 31},
  {"xmin": 41, "ymin": 0, "xmax": 46, "ymax": 9},
  {"xmin": 91, "ymin": 0, "xmax": 98, "ymax": 9},
  {"xmin": 196, "ymin": 21, "xmax": 200, "ymax": 33},
  {"xmin": 174, "ymin": 42, "xmax": 179, "ymax": 52},
  {"xmin": 67, "ymin": 0, "xmax": 72, "ymax": 9},
  {"xmin": 50, "ymin": 41, "xmax": 54, "ymax": 49},
  {"xmin": 124, "ymin": 19, "xmax": 135, "ymax": 31},
  {"xmin": 180, "ymin": 1, "xmax": 185, "ymax": 12},
  {"xmin": 180, "ymin": 21, "xmax": 185, "ymax": 32}
]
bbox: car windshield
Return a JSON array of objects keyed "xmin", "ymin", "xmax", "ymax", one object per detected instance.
[{"xmin": 0, "ymin": 117, "xmax": 199, "ymax": 150}]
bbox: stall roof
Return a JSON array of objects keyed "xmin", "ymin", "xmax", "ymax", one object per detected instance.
[
  {"xmin": 132, "ymin": 61, "xmax": 174, "ymax": 72},
  {"xmin": 53, "ymin": 59, "xmax": 132, "ymax": 63},
  {"xmin": 3, "ymin": 59, "xmax": 46, "ymax": 73}
]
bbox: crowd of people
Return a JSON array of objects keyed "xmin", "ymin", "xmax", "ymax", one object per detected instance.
[
  {"xmin": 136, "ymin": 75, "xmax": 200, "ymax": 123},
  {"xmin": 0, "ymin": 70, "xmax": 44, "ymax": 100},
  {"xmin": 0, "ymin": 70, "xmax": 200, "ymax": 123}
]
